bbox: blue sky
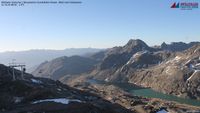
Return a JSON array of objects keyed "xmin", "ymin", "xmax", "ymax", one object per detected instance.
[{"xmin": 0, "ymin": 0, "xmax": 199, "ymax": 52}]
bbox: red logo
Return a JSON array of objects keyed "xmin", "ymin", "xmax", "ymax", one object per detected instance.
[{"xmin": 171, "ymin": 2, "xmax": 179, "ymax": 8}]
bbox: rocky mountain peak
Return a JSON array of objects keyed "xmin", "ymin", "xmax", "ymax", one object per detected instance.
[
  {"xmin": 124, "ymin": 39, "xmax": 149, "ymax": 50},
  {"xmin": 161, "ymin": 42, "xmax": 167, "ymax": 48}
]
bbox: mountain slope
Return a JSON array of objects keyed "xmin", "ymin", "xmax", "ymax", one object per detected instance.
[
  {"xmin": 32, "ymin": 56, "xmax": 98, "ymax": 80},
  {"xmin": 129, "ymin": 44, "xmax": 200, "ymax": 99},
  {"xmin": 91, "ymin": 39, "xmax": 162, "ymax": 81},
  {"xmin": 99, "ymin": 39, "xmax": 155, "ymax": 70},
  {"xmin": 0, "ymin": 64, "xmax": 132, "ymax": 113}
]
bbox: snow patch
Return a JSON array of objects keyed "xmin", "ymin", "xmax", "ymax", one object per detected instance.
[
  {"xmin": 187, "ymin": 70, "xmax": 200, "ymax": 81},
  {"xmin": 126, "ymin": 59, "xmax": 132, "ymax": 65},
  {"xmin": 57, "ymin": 88, "xmax": 62, "ymax": 91},
  {"xmin": 195, "ymin": 63, "xmax": 200, "ymax": 67},
  {"xmin": 31, "ymin": 79, "xmax": 42, "ymax": 84},
  {"xmin": 166, "ymin": 56, "xmax": 182, "ymax": 64},
  {"xmin": 32, "ymin": 98, "xmax": 82, "ymax": 104},
  {"xmin": 126, "ymin": 56, "xmax": 135, "ymax": 65},
  {"xmin": 14, "ymin": 97, "xmax": 23, "ymax": 103},
  {"xmin": 194, "ymin": 48, "xmax": 199, "ymax": 53},
  {"xmin": 133, "ymin": 50, "xmax": 148, "ymax": 58},
  {"xmin": 174, "ymin": 56, "xmax": 181, "ymax": 62},
  {"xmin": 166, "ymin": 60, "xmax": 171, "ymax": 64},
  {"xmin": 105, "ymin": 78, "xmax": 109, "ymax": 82},
  {"xmin": 120, "ymin": 65, "xmax": 125, "ymax": 71},
  {"xmin": 125, "ymin": 50, "xmax": 148, "ymax": 65},
  {"xmin": 184, "ymin": 59, "xmax": 191, "ymax": 65},
  {"xmin": 116, "ymin": 69, "xmax": 120, "ymax": 73}
]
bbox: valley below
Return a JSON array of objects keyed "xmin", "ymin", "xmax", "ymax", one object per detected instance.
[
  {"xmin": 61, "ymin": 76, "xmax": 200, "ymax": 113},
  {"xmin": 89, "ymin": 79, "xmax": 200, "ymax": 106}
]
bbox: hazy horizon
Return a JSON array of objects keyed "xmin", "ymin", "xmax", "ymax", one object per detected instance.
[
  {"xmin": 0, "ymin": 47, "xmax": 105, "ymax": 53},
  {"xmin": 0, "ymin": 39, "xmax": 200, "ymax": 52}
]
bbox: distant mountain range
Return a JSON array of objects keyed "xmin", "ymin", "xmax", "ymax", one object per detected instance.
[
  {"xmin": 0, "ymin": 48, "xmax": 103, "ymax": 72},
  {"xmin": 161, "ymin": 41, "xmax": 200, "ymax": 52},
  {"xmin": 32, "ymin": 39, "xmax": 200, "ymax": 100}
]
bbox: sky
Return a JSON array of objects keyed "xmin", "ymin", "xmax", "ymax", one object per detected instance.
[{"xmin": 0, "ymin": 0, "xmax": 199, "ymax": 52}]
